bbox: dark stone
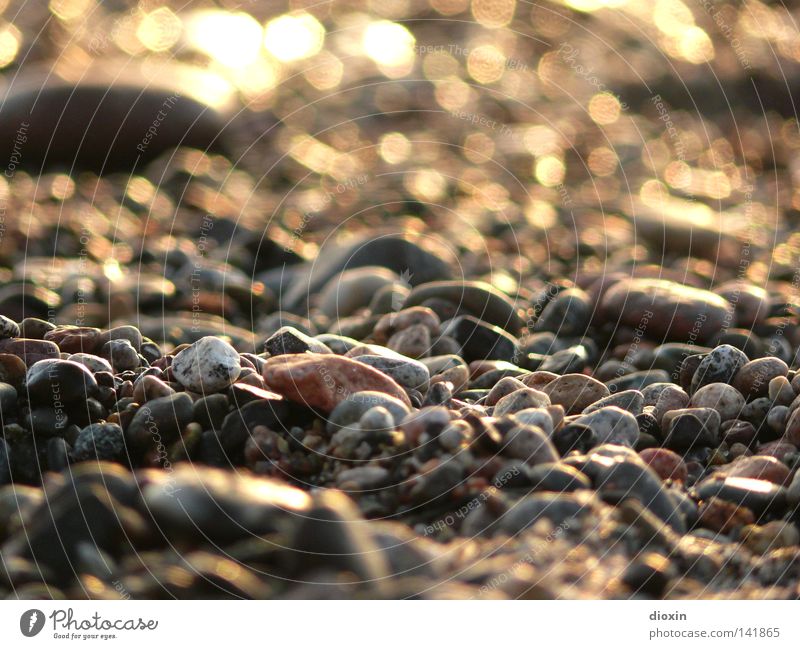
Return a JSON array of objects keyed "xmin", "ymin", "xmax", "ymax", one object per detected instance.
[
  {"xmin": 551, "ymin": 423, "xmax": 597, "ymax": 455},
  {"xmin": 695, "ymin": 477, "xmax": 787, "ymax": 517},
  {"xmin": 264, "ymin": 326, "xmax": 332, "ymax": 356},
  {"xmin": 690, "ymin": 344, "xmax": 749, "ymax": 394},
  {"xmin": 443, "ymin": 315, "xmax": 519, "ymax": 363},
  {"xmin": 72, "ymin": 423, "xmax": 126, "ymax": 462},
  {"xmin": 25, "ymin": 359, "xmax": 98, "ymax": 406},
  {"xmin": 126, "ymin": 393, "xmax": 194, "ymax": 447}
]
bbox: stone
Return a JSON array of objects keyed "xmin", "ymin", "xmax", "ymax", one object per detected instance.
[
  {"xmin": 732, "ymin": 358, "xmax": 789, "ymax": 399},
  {"xmin": 387, "ymin": 324, "xmax": 431, "ymax": 358},
  {"xmin": 600, "ymin": 279, "xmax": 733, "ymax": 343},
  {"xmin": 572, "ymin": 406, "xmax": 639, "ymax": 447},
  {"xmin": 132, "ymin": 375, "xmax": 175, "ymax": 404},
  {"xmin": 99, "ymin": 339, "xmax": 140, "ymax": 372},
  {"xmin": 582, "ymin": 389, "xmax": 643, "ymax": 416},
  {"xmin": 552, "ymin": 423, "xmax": 597, "ymax": 455},
  {"xmin": 719, "ymin": 455, "xmax": 791, "ymax": 485},
  {"xmin": 0, "ymin": 339, "xmax": 60, "ymax": 367},
  {"xmin": 0, "ymin": 61, "xmax": 237, "ymax": 173},
  {"xmin": 66, "ymin": 353, "xmax": 113, "ymax": 374},
  {"xmin": 403, "ymin": 280, "xmax": 525, "ymax": 333},
  {"xmin": 528, "ymin": 463, "xmax": 592, "ymax": 492},
  {"xmin": 373, "ymin": 307, "xmax": 441, "ymax": 343},
  {"xmin": 141, "ymin": 465, "xmax": 311, "ymax": 544},
  {"xmin": 696, "ymin": 496, "xmax": 755, "ymax": 534},
  {"xmin": 352, "ymin": 355, "xmax": 430, "ymax": 392},
  {"xmin": 690, "ymin": 344, "xmax": 749, "ymax": 394},
  {"xmin": 126, "ymin": 393, "xmax": 194, "ymax": 447},
  {"xmin": 534, "ymin": 288, "xmax": 591, "ymax": 337},
  {"xmin": 264, "ymin": 326, "xmax": 332, "ymax": 356},
  {"xmin": 0, "ymin": 315, "xmax": 19, "ymax": 340},
  {"xmin": 493, "ymin": 388, "xmax": 550, "ymax": 416},
  {"xmin": 25, "ymin": 359, "xmax": 98, "ymax": 406},
  {"xmin": 503, "ymin": 425, "xmax": 559, "ymax": 466},
  {"xmin": 740, "ymin": 521, "xmax": 800, "ymax": 555},
  {"xmin": 72, "ymin": 423, "xmax": 126, "ymax": 462},
  {"xmin": 541, "ymin": 374, "xmax": 610, "ymax": 415},
  {"xmin": 327, "ymin": 391, "xmax": 410, "ymax": 434},
  {"xmin": 639, "ymin": 448, "xmax": 688, "ymax": 482},
  {"xmin": 318, "ymin": 267, "xmax": 400, "ymax": 319},
  {"xmin": 662, "ymin": 408, "xmax": 720, "ymax": 451},
  {"xmin": 172, "ymin": 336, "xmax": 241, "ymax": 394},
  {"xmin": 695, "ymin": 476, "xmax": 787, "ymax": 516},
  {"xmin": 443, "ymin": 315, "xmax": 520, "ymax": 363},
  {"xmin": 689, "ymin": 383, "xmax": 745, "ymax": 421},
  {"xmin": 263, "ymin": 353, "xmax": 411, "ymax": 413}
]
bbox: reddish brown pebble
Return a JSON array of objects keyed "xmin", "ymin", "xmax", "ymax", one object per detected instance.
[
  {"xmin": 639, "ymin": 448, "xmax": 688, "ymax": 482},
  {"xmin": 696, "ymin": 496, "xmax": 755, "ymax": 534},
  {"xmin": 0, "ymin": 338, "xmax": 60, "ymax": 367},
  {"xmin": 719, "ymin": 455, "xmax": 791, "ymax": 486},
  {"xmin": 262, "ymin": 353, "xmax": 411, "ymax": 413}
]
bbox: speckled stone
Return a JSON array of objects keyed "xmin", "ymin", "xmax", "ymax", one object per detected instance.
[
  {"xmin": 264, "ymin": 326, "xmax": 333, "ymax": 356},
  {"xmin": 690, "ymin": 344, "xmax": 749, "ymax": 394},
  {"xmin": 66, "ymin": 353, "xmax": 113, "ymax": 374},
  {"xmin": 72, "ymin": 423, "xmax": 126, "ymax": 461},
  {"xmin": 352, "ymin": 354, "xmax": 430, "ymax": 392},
  {"xmin": 172, "ymin": 336, "xmax": 241, "ymax": 394}
]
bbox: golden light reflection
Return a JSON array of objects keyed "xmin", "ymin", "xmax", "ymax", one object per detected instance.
[
  {"xmin": 303, "ymin": 51, "xmax": 343, "ymax": 90},
  {"xmin": 589, "ymin": 92, "xmax": 622, "ymax": 125},
  {"xmin": 467, "ymin": 45, "xmax": 506, "ymax": 84},
  {"xmin": 187, "ymin": 11, "xmax": 263, "ymax": 68},
  {"xmin": 49, "ymin": 0, "xmax": 93, "ymax": 22},
  {"xmin": 564, "ymin": 0, "xmax": 628, "ymax": 12},
  {"xmin": 535, "ymin": 155, "xmax": 565, "ymax": 187},
  {"xmin": 0, "ymin": 22, "xmax": 20, "ymax": 68},
  {"xmin": 653, "ymin": 0, "xmax": 694, "ymax": 37},
  {"xmin": 363, "ymin": 20, "xmax": 415, "ymax": 67},
  {"xmin": 471, "ymin": 0, "xmax": 516, "ymax": 29},
  {"xmin": 677, "ymin": 26, "xmax": 714, "ymax": 64},
  {"xmin": 379, "ymin": 132, "xmax": 412, "ymax": 164},
  {"xmin": 405, "ymin": 169, "xmax": 447, "ymax": 201},
  {"xmin": 264, "ymin": 12, "xmax": 325, "ymax": 62},
  {"xmin": 588, "ymin": 147, "xmax": 618, "ymax": 177},
  {"xmin": 432, "ymin": 0, "xmax": 469, "ymax": 15},
  {"xmin": 137, "ymin": 7, "xmax": 182, "ymax": 52}
]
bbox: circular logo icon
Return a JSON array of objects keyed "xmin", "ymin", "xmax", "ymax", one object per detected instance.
[{"xmin": 20, "ymin": 609, "xmax": 45, "ymax": 637}]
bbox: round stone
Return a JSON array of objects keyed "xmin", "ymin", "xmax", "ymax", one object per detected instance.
[
  {"xmin": 690, "ymin": 344, "xmax": 749, "ymax": 394},
  {"xmin": 72, "ymin": 423, "xmax": 126, "ymax": 462},
  {"xmin": 541, "ymin": 374, "xmax": 609, "ymax": 415},
  {"xmin": 732, "ymin": 357, "xmax": 788, "ymax": 399},
  {"xmin": 689, "ymin": 383, "xmax": 745, "ymax": 421},
  {"xmin": 0, "ymin": 315, "xmax": 20, "ymax": 340},
  {"xmin": 572, "ymin": 406, "xmax": 639, "ymax": 447},
  {"xmin": 172, "ymin": 336, "xmax": 242, "ymax": 394},
  {"xmin": 25, "ymin": 359, "xmax": 98, "ymax": 405},
  {"xmin": 638, "ymin": 448, "xmax": 688, "ymax": 482}
]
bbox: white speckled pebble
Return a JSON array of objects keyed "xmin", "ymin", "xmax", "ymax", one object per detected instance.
[{"xmin": 172, "ymin": 336, "xmax": 241, "ymax": 393}]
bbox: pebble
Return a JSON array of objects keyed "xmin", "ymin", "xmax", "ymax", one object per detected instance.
[
  {"xmin": 67, "ymin": 353, "xmax": 113, "ymax": 374},
  {"xmin": 542, "ymin": 374, "xmax": 610, "ymax": 415},
  {"xmin": 690, "ymin": 344, "xmax": 749, "ymax": 394},
  {"xmin": 572, "ymin": 406, "xmax": 640, "ymax": 447},
  {"xmin": 0, "ymin": 316, "xmax": 19, "ymax": 340},
  {"xmin": 171, "ymin": 336, "xmax": 241, "ymax": 393},
  {"xmin": 528, "ymin": 463, "xmax": 592, "ymax": 492},
  {"xmin": 600, "ymin": 279, "xmax": 733, "ymax": 343},
  {"xmin": 732, "ymin": 358, "xmax": 789, "ymax": 399},
  {"xmin": 327, "ymin": 391, "xmax": 410, "ymax": 434},
  {"xmin": 740, "ymin": 522, "xmax": 800, "ymax": 555},
  {"xmin": 0, "ymin": 338, "xmax": 60, "ymax": 367},
  {"xmin": 695, "ymin": 476, "xmax": 787, "ymax": 516},
  {"xmin": 639, "ymin": 448, "xmax": 688, "ymax": 482},
  {"xmin": 72, "ymin": 423, "xmax": 126, "ymax": 462},
  {"xmin": 443, "ymin": 315, "xmax": 520, "ymax": 363},
  {"xmin": 662, "ymin": 408, "xmax": 720, "ymax": 450},
  {"xmin": 264, "ymin": 326, "xmax": 333, "ymax": 356},
  {"xmin": 689, "ymin": 383, "xmax": 744, "ymax": 421},
  {"xmin": 263, "ymin": 353, "xmax": 411, "ymax": 413},
  {"xmin": 317, "ymin": 267, "xmax": 399, "ymax": 319},
  {"xmin": 493, "ymin": 388, "xmax": 550, "ymax": 416},
  {"xmin": 402, "ymin": 281, "xmax": 524, "ymax": 333},
  {"xmin": 352, "ymin": 354, "xmax": 430, "ymax": 392},
  {"xmin": 503, "ymin": 425, "xmax": 559, "ymax": 466},
  {"xmin": 126, "ymin": 393, "xmax": 194, "ymax": 447},
  {"xmin": 582, "ymin": 389, "xmax": 644, "ymax": 416},
  {"xmin": 25, "ymin": 359, "xmax": 98, "ymax": 406},
  {"xmin": 719, "ymin": 455, "xmax": 791, "ymax": 485}
]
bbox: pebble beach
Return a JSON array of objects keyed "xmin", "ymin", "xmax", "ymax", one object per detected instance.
[{"xmin": 0, "ymin": 0, "xmax": 800, "ymax": 600}]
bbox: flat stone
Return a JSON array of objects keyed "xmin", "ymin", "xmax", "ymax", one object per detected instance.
[
  {"xmin": 25, "ymin": 359, "xmax": 98, "ymax": 406},
  {"xmin": 503, "ymin": 425, "xmax": 559, "ymax": 466},
  {"xmin": 600, "ymin": 278, "xmax": 733, "ymax": 343},
  {"xmin": 263, "ymin": 353, "xmax": 411, "ymax": 413},
  {"xmin": 0, "ymin": 339, "xmax": 60, "ymax": 367},
  {"xmin": 443, "ymin": 315, "xmax": 520, "ymax": 363},
  {"xmin": 403, "ymin": 281, "xmax": 525, "ymax": 333},
  {"xmin": 327, "ymin": 391, "xmax": 410, "ymax": 434},
  {"xmin": 719, "ymin": 455, "xmax": 791, "ymax": 485},
  {"xmin": 639, "ymin": 448, "xmax": 688, "ymax": 482},
  {"xmin": 318, "ymin": 267, "xmax": 399, "ymax": 319},
  {"xmin": 126, "ymin": 393, "xmax": 194, "ymax": 447},
  {"xmin": 695, "ymin": 476, "xmax": 787, "ymax": 516}
]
